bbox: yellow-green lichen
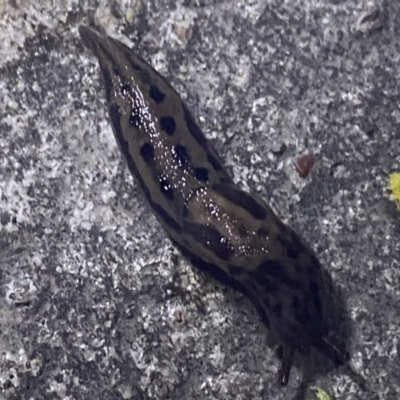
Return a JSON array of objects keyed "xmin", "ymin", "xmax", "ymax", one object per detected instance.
[
  {"xmin": 388, "ymin": 172, "xmax": 400, "ymax": 210},
  {"xmin": 312, "ymin": 386, "xmax": 332, "ymax": 400}
]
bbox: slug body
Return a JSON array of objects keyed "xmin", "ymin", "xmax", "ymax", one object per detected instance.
[{"xmin": 79, "ymin": 26, "xmax": 349, "ymax": 385}]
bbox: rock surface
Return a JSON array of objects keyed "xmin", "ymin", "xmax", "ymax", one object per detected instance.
[{"xmin": 0, "ymin": 1, "xmax": 399, "ymax": 399}]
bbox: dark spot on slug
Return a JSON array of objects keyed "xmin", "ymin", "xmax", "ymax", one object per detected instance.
[
  {"xmin": 184, "ymin": 223, "xmax": 233, "ymax": 261},
  {"xmin": 159, "ymin": 176, "xmax": 174, "ymax": 200},
  {"xmin": 207, "ymin": 153, "xmax": 223, "ymax": 171},
  {"xmin": 107, "ymin": 78, "xmax": 177, "ymax": 233},
  {"xmin": 257, "ymin": 260, "xmax": 300, "ymax": 290},
  {"xmin": 177, "ymin": 244, "xmax": 250, "ymax": 299},
  {"xmin": 130, "ymin": 107, "xmax": 142, "ymax": 128},
  {"xmin": 151, "ymin": 203, "xmax": 181, "ymax": 233},
  {"xmin": 149, "ymin": 85, "xmax": 165, "ymax": 103},
  {"xmin": 213, "ymin": 183, "xmax": 267, "ymax": 220},
  {"xmin": 252, "ymin": 267, "xmax": 280, "ymax": 292},
  {"xmin": 309, "ymin": 280, "xmax": 322, "ymax": 314},
  {"xmin": 101, "ymin": 68, "xmax": 113, "ymax": 103},
  {"xmin": 279, "ymin": 225, "xmax": 312, "ymax": 261},
  {"xmin": 287, "ymin": 246, "xmax": 300, "ymax": 259},
  {"xmin": 140, "ymin": 143, "xmax": 154, "ymax": 163},
  {"xmin": 195, "ymin": 167, "xmax": 209, "ymax": 181},
  {"xmin": 160, "ymin": 116, "xmax": 176, "ymax": 135},
  {"xmin": 173, "ymin": 145, "xmax": 188, "ymax": 166},
  {"xmin": 183, "ymin": 105, "xmax": 208, "ymax": 148},
  {"xmin": 277, "ymin": 234, "xmax": 300, "ymax": 260}
]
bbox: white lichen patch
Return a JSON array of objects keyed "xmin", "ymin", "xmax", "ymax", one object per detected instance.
[
  {"xmin": 159, "ymin": 4, "xmax": 197, "ymax": 47},
  {"xmin": 0, "ymin": 1, "xmax": 78, "ymax": 65},
  {"xmin": 5, "ymin": 275, "xmax": 37, "ymax": 306},
  {"xmin": 0, "ymin": 348, "xmax": 31, "ymax": 391}
]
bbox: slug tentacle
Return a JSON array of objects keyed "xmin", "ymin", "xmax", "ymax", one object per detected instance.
[{"xmin": 79, "ymin": 25, "xmax": 349, "ymax": 386}]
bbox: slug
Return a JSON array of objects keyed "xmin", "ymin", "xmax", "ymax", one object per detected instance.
[{"xmin": 78, "ymin": 25, "xmax": 349, "ymax": 386}]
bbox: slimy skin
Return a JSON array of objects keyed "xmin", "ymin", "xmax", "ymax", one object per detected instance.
[{"xmin": 79, "ymin": 26, "xmax": 349, "ymax": 386}]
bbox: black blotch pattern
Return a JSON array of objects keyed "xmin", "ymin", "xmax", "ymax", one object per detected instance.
[
  {"xmin": 173, "ymin": 145, "xmax": 188, "ymax": 166},
  {"xmin": 149, "ymin": 85, "xmax": 165, "ymax": 103},
  {"xmin": 140, "ymin": 143, "xmax": 154, "ymax": 163},
  {"xmin": 309, "ymin": 280, "xmax": 322, "ymax": 314},
  {"xmin": 213, "ymin": 183, "xmax": 267, "ymax": 220},
  {"xmin": 289, "ymin": 229, "xmax": 309, "ymax": 257},
  {"xmin": 252, "ymin": 267, "xmax": 280, "ymax": 292},
  {"xmin": 101, "ymin": 68, "xmax": 113, "ymax": 103},
  {"xmin": 159, "ymin": 176, "xmax": 174, "ymax": 200},
  {"xmin": 108, "ymin": 104, "xmax": 181, "ymax": 233},
  {"xmin": 287, "ymin": 246, "xmax": 300, "ymax": 259},
  {"xmin": 184, "ymin": 223, "xmax": 233, "ymax": 261},
  {"xmin": 183, "ymin": 105, "xmax": 208, "ymax": 148},
  {"xmin": 174, "ymin": 239, "xmax": 242, "ymax": 291},
  {"xmin": 130, "ymin": 108, "xmax": 141, "ymax": 128},
  {"xmin": 173, "ymin": 238, "xmax": 270, "ymax": 329},
  {"xmin": 152, "ymin": 203, "xmax": 181, "ymax": 232},
  {"xmin": 277, "ymin": 233, "xmax": 301, "ymax": 260},
  {"xmin": 160, "ymin": 116, "xmax": 176, "ymax": 135},
  {"xmin": 257, "ymin": 259, "xmax": 300, "ymax": 290},
  {"xmin": 195, "ymin": 167, "xmax": 209, "ymax": 181}
]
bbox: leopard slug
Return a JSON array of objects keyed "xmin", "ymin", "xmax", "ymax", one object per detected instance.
[{"xmin": 79, "ymin": 26, "xmax": 349, "ymax": 386}]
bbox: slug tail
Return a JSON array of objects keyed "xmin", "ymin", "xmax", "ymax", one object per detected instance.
[{"xmin": 278, "ymin": 346, "xmax": 295, "ymax": 386}]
